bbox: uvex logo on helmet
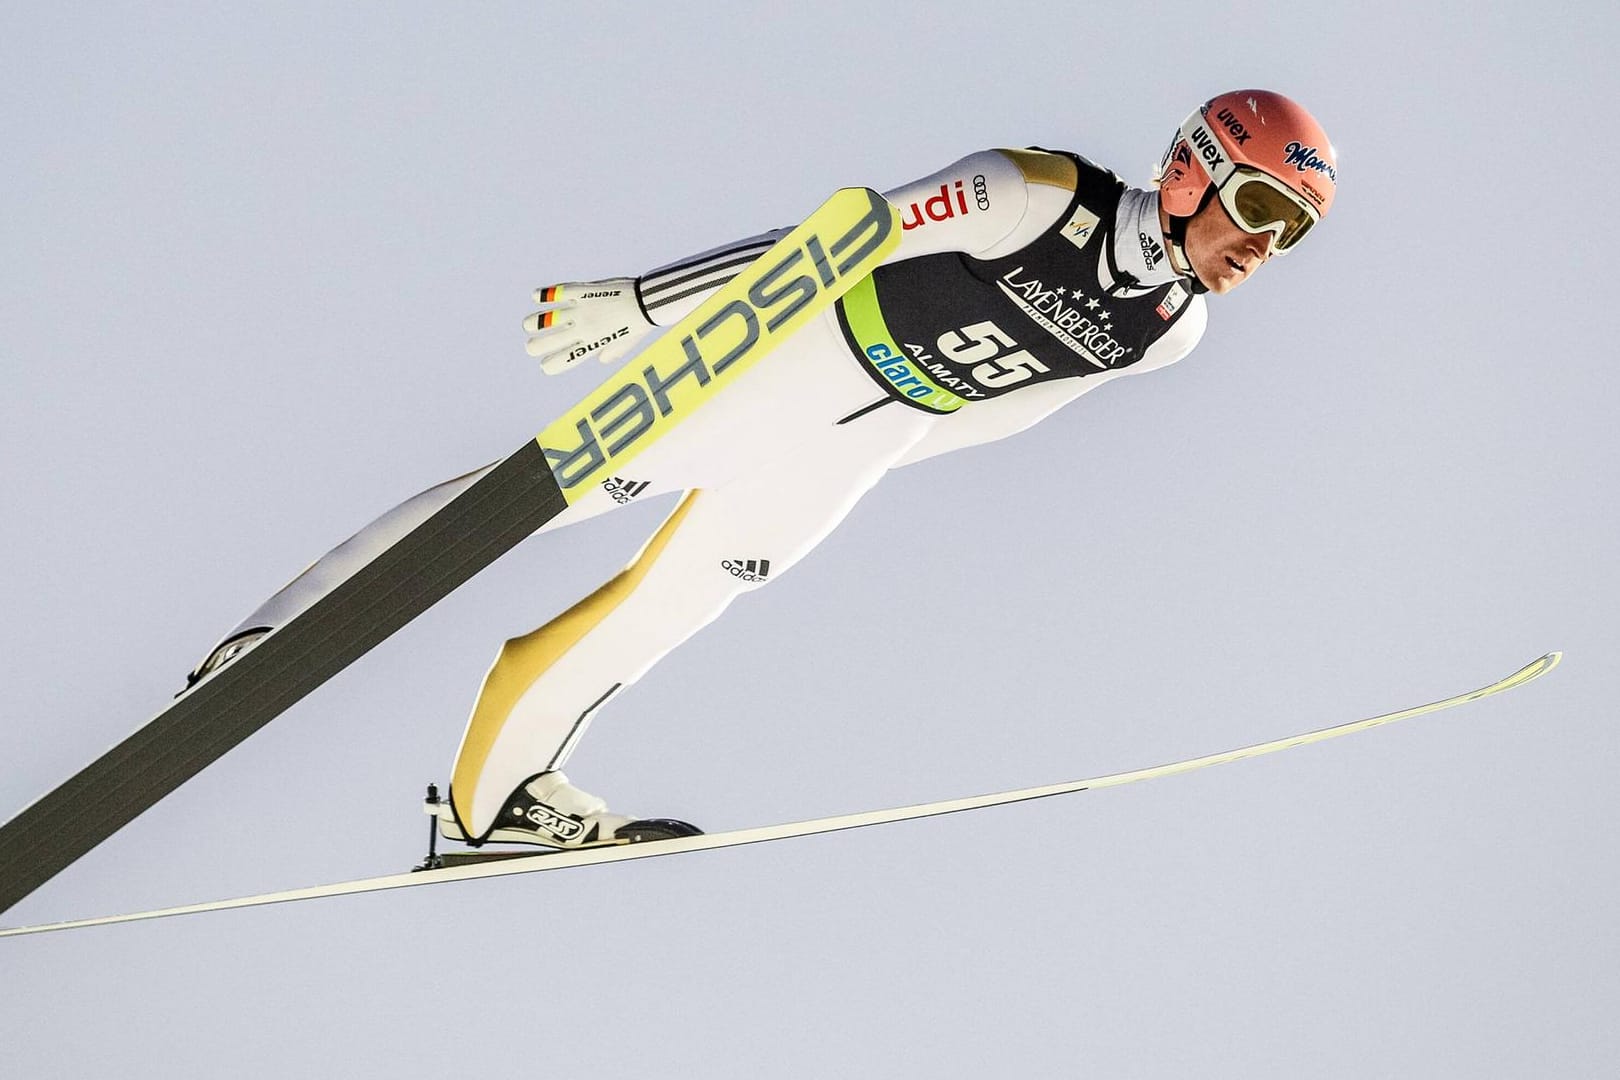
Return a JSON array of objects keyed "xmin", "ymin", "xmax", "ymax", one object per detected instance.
[{"xmin": 1214, "ymin": 107, "xmax": 1254, "ymax": 145}]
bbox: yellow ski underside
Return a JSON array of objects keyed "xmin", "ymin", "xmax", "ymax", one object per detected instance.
[
  {"xmin": 0, "ymin": 653, "xmax": 1559, "ymax": 938},
  {"xmin": 534, "ymin": 186, "xmax": 899, "ymax": 498}
]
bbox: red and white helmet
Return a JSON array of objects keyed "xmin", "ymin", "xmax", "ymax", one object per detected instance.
[{"xmin": 1157, "ymin": 89, "xmax": 1337, "ymax": 261}]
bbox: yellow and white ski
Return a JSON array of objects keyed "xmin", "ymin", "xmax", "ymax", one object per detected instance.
[
  {"xmin": 0, "ymin": 653, "xmax": 1559, "ymax": 938},
  {"xmin": 534, "ymin": 186, "xmax": 898, "ymax": 496}
]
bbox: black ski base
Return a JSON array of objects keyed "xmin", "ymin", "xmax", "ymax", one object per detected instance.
[{"xmin": 0, "ymin": 441, "xmax": 567, "ymax": 917}]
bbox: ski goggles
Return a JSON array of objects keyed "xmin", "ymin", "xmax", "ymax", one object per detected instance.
[
  {"xmin": 1180, "ymin": 114, "xmax": 1321, "ymax": 254},
  {"xmin": 1215, "ymin": 167, "xmax": 1319, "ymax": 253}
]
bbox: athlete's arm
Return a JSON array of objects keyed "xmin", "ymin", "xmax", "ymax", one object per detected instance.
[
  {"xmin": 635, "ymin": 149, "xmax": 1077, "ymax": 328},
  {"xmin": 526, "ymin": 150, "xmax": 1077, "ymax": 373},
  {"xmin": 891, "ymin": 296, "xmax": 1208, "ymax": 468}
]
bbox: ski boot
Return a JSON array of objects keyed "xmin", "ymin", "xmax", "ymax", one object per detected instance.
[
  {"xmin": 179, "ymin": 626, "xmax": 272, "ymax": 695},
  {"xmin": 431, "ymin": 772, "xmax": 701, "ymax": 850}
]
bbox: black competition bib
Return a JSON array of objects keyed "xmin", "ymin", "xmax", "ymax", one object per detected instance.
[{"xmin": 836, "ymin": 154, "xmax": 1195, "ymax": 413}]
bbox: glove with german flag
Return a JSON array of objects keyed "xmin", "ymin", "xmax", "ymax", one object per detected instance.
[{"xmin": 523, "ymin": 277, "xmax": 657, "ymax": 375}]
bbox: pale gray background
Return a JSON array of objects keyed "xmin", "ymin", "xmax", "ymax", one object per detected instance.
[{"xmin": 2, "ymin": 2, "xmax": 1615, "ymax": 1077}]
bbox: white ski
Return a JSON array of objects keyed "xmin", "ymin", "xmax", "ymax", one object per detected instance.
[{"xmin": 0, "ymin": 652, "xmax": 1559, "ymax": 939}]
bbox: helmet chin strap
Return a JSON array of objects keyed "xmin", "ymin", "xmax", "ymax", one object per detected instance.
[{"xmin": 1165, "ymin": 186, "xmax": 1220, "ymax": 295}]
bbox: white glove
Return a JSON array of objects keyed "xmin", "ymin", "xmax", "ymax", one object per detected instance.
[{"xmin": 523, "ymin": 278, "xmax": 656, "ymax": 375}]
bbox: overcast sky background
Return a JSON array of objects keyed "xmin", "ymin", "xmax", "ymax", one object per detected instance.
[{"xmin": 2, "ymin": 3, "xmax": 1615, "ymax": 1077}]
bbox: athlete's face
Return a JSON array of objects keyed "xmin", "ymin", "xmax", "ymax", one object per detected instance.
[{"xmin": 1185, "ymin": 196, "xmax": 1274, "ymax": 294}]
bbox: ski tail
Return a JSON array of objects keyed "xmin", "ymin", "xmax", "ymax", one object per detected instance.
[
  {"xmin": 0, "ymin": 442, "xmax": 569, "ymax": 917},
  {"xmin": 0, "ymin": 188, "xmax": 901, "ymax": 918},
  {"xmin": 0, "ymin": 653, "xmax": 1558, "ymax": 938}
]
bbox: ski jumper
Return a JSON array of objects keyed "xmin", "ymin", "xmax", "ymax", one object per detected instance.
[{"xmin": 214, "ymin": 150, "xmax": 1208, "ymax": 838}]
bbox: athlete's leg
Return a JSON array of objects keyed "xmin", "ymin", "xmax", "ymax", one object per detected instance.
[
  {"xmin": 214, "ymin": 463, "xmax": 494, "ymax": 636},
  {"xmin": 450, "ymin": 401, "xmax": 932, "ymax": 836},
  {"xmin": 182, "ymin": 448, "xmax": 678, "ymax": 687},
  {"xmin": 181, "ymin": 462, "xmax": 495, "ymax": 684}
]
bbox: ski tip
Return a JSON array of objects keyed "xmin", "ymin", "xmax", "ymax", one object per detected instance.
[{"xmin": 1511, "ymin": 651, "xmax": 1562, "ymax": 686}]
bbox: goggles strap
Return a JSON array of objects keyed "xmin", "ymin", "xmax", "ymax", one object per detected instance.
[{"xmin": 1164, "ymin": 184, "xmax": 1216, "ymax": 293}]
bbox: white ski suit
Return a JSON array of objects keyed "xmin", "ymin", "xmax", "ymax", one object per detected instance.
[{"xmin": 218, "ymin": 148, "xmax": 1209, "ymax": 837}]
